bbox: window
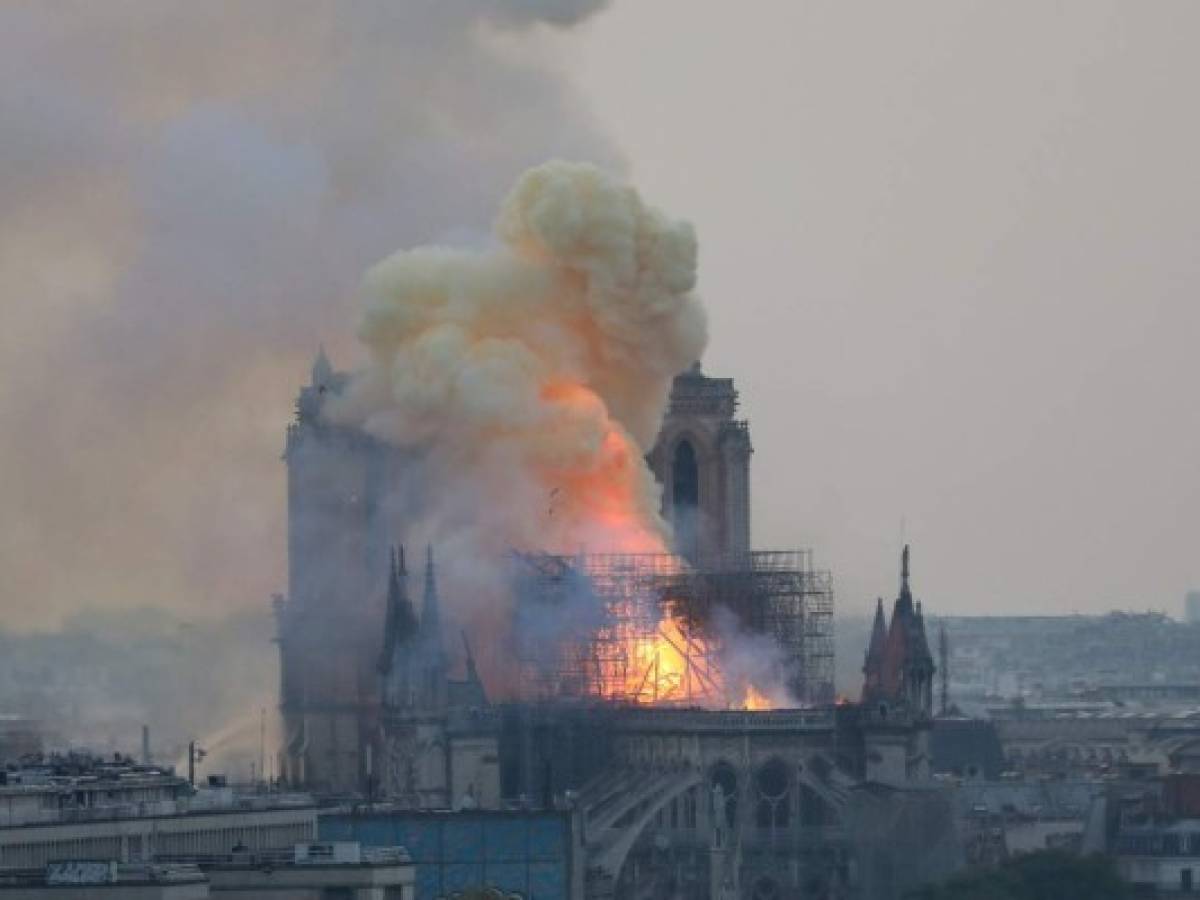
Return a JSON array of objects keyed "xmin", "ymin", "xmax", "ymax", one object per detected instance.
[
  {"xmin": 754, "ymin": 759, "xmax": 790, "ymax": 830},
  {"xmin": 671, "ymin": 440, "xmax": 700, "ymax": 560}
]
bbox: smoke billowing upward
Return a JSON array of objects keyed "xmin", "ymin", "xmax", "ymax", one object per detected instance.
[
  {"xmin": 0, "ymin": 2, "xmax": 617, "ymax": 630},
  {"xmin": 329, "ymin": 161, "xmax": 706, "ymax": 560}
]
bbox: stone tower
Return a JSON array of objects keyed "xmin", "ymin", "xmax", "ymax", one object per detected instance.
[
  {"xmin": 647, "ymin": 363, "xmax": 752, "ymax": 563},
  {"xmin": 277, "ymin": 349, "xmax": 406, "ymax": 793},
  {"xmin": 277, "ymin": 351, "xmax": 499, "ymax": 801}
]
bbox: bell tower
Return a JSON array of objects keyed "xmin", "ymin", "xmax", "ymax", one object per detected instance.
[{"xmin": 648, "ymin": 363, "xmax": 752, "ymax": 563}]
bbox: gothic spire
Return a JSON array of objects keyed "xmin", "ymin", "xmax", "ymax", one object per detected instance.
[
  {"xmin": 311, "ymin": 344, "xmax": 333, "ymax": 387},
  {"xmin": 861, "ymin": 596, "xmax": 888, "ymax": 702},
  {"xmin": 421, "ymin": 545, "xmax": 440, "ymax": 638},
  {"xmin": 897, "ymin": 544, "xmax": 914, "ymax": 613},
  {"xmin": 379, "ymin": 544, "xmax": 417, "ymax": 674},
  {"xmin": 865, "ymin": 598, "xmax": 887, "ymax": 667}
]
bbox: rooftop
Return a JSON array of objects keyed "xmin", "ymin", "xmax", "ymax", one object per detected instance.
[{"xmin": 0, "ymin": 755, "xmax": 315, "ymax": 828}]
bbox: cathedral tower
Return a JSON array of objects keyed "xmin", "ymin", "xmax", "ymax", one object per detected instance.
[{"xmin": 647, "ymin": 363, "xmax": 752, "ymax": 563}]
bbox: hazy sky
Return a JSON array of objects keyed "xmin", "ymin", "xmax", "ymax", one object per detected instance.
[
  {"xmin": 565, "ymin": 1, "xmax": 1200, "ymax": 617},
  {"xmin": 2, "ymin": 2, "xmax": 1197, "ymax": 627}
]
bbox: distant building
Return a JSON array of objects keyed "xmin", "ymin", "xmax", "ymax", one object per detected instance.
[
  {"xmin": 928, "ymin": 611, "xmax": 1200, "ymax": 713},
  {"xmin": 1112, "ymin": 774, "xmax": 1200, "ymax": 895},
  {"xmin": 0, "ymin": 755, "xmax": 316, "ymax": 869},
  {"xmin": 174, "ymin": 842, "xmax": 415, "ymax": 898},
  {"xmin": 1186, "ymin": 591, "xmax": 1200, "ymax": 625},
  {"xmin": 955, "ymin": 779, "xmax": 1102, "ymax": 867},
  {"xmin": 0, "ymin": 717, "xmax": 41, "ymax": 766},
  {"xmin": 322, "ymin": 809, "xmax": 573, "ymax": 900},
  {"xmin": 931, "ymin": 718, "xmax": 1006, "ymax": 780},
  {"xmin": 0, "ymin": 844, "xmax": 416, "ymax": 899}
]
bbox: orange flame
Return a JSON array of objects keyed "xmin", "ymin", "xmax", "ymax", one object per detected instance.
[
  {"xmin": 538, "ymin": 380, "xmax": 664, "ymax": 554},
  {"xmin": 622, "ymin": 613, "xmax": 723, "ymax": 705},
  {"xmin": 741, "ymin": 684, "xmax": 774, "ymax": 711},
  {"xmin": 534, "ymin": 379, "xmax": 780, "ymax": 711}
]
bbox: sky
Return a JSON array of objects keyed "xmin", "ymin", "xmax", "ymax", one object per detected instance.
[
  {"xmin": 1, "ymin": 1, "xmax": 1197, "ymax": 627},
  {"xmin": 563, "ymin": 1, "xmax": 1200, "ymax": 617}
]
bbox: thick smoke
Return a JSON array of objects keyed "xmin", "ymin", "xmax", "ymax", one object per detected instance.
[
  {"xmin": 0, "ymin": 2, "xmax": 616, "ymax": 764},
  {"xmin": 0, "ymin": 609, "xmax": 277, "ymax": 781},
  {"xmin": 329, "ymin": 161, "xmax": 707, "ymax": 559},
  {"xmin": 0, "ymin": 2, "xmax": 616, "ymax": 630}
]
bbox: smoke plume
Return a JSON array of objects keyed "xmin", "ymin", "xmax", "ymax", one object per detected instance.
[
  {"xmin": 0, "ymin": 1, "xmax": 618, "ymax": 766},
  {"xmin": 329, "ymin": 161, "xmax": 707, "ymax": 560},
  {"xmin": 0, "ymin": 2, "xmax": 616, "ymax": 630}
]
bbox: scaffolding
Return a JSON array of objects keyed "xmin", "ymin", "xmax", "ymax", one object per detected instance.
[{"xmin": 512, "ymin": 551, "xmax": 834, "ymax": 707}]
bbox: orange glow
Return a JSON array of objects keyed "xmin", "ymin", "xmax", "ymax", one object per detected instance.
[
  {"xmin": 741, "ymin": 684, "xmax": 774, "ymax": 711},
  {"xmin": 533, "ymin": 379, "xmax": 778, "ymax": 711},
  {"xmin": 538, "ymin": 380, "xmax": 664, "ymax": 554},
  {"xmin": 620, "ymin": 613, "xmax": 723, "ymax": 705}
]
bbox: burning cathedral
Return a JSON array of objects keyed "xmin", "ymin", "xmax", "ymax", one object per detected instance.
[{"xmin": 273, "ymin": 162, "xmax": 957, "ymax": 898}]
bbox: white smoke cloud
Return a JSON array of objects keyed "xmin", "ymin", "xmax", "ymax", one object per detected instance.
[{"xmin": 329, "ymin": 161, "xmax": 707, "ymax": 564}]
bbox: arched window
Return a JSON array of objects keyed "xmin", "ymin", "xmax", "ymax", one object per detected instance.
[
  {"xmin": 754, "ymin": 758, "xmax": 790, "ymax": 829},
  {"xmin": 672, "ymin": 440, "xmax": 700, "ymax": 561}
]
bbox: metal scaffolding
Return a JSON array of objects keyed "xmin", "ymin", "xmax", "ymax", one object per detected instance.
[{"xmin": 512, "ymin": 551, "xmax": 834, "ymax": 707}]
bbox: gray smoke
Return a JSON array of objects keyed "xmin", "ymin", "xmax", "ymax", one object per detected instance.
[
  {"xmin": 0, "ymin": 2, "xmax": 618, "ymax": 770},
  {"xmin": 0, "ymin": 1, "xmax": 619, "ymax": 630}
]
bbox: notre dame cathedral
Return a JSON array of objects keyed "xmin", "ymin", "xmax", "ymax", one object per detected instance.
[{"xmin": 276, "ymin": 354, "xmax": 757, "ymax": 794}]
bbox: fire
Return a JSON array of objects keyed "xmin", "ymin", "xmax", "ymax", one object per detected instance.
[
  {"xmin": 538, "ymin": 380, "xmax": 665, "ymax": 554},
  {"xmin": 623, "ymin": 613, "xmax": 722, "ymax": 705},
  {"xmin": 741, "ymin": 684, "xmax": 774, "ymax": 711}
]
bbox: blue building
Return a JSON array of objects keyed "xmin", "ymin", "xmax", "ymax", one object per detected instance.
[{"xmin": 320, "ymin": 809, "xmax": 576, "ymax": 900}]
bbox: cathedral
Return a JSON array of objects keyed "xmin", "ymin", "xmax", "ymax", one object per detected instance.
[
  {"xmin": 274, "ymin": 352, "xmax": 936, "ymax": 801},
  {"xmin": 275, "ymin": 353, "xmax": 762, "ymax": 795},
  {"xmin": 273, "ymin": 350, "xmax": 957, "ymax": 897}
]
